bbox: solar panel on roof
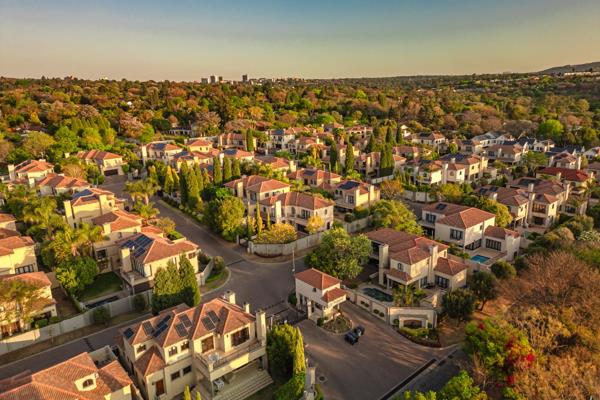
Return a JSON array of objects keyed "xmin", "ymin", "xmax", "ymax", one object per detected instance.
[
  {"xmin": 175, "ymin": 323, "xmax": 187, "ymax": 338},
  {"xmin": 153, "ymin": 324, "xmax": 167, "ymax": 338},
  {"xmin": 142, "ymin": 322, "xmax": 154, "ymax": 335},
  {"xmin": 207, "ymin": 311, "xmax": 220, "ymax": 324},
  {"xmin": 180, "ymin": 315, "xmax": 192, "ymax": 327},
  {"xmin": 123, "ymin": 328, "xmax": 134, "ymax": 339},
  {"xmin": 201, "ymin": 317, "xmax": 215, "ymax": 331},
  {"xmin": 435, "ymin": 203, "xmax": 447, "ymax": 210}
]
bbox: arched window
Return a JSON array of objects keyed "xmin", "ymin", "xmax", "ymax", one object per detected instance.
[{"xmin": 82, "ymin": 378, "xmax": 94, "ymax": 388}]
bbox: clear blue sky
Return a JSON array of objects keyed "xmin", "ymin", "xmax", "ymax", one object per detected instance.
[{"xmin": 1, "ymin": 0, "xmax": 599, "ymax": 81}]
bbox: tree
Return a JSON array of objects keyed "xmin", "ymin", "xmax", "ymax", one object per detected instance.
[
  {"xmin": 522, "ymin": 151, "xmax": 548, "ymax": 172},
  {"xmin": 133, "ymin": 201, "xmax": 159, "ymax": 223},
  {"xmin": 183, "ymin": 386, "xmax": 192, "ymax": 400},
  {"xmin": 255, "ymin": 223, "xmax": 297, "ymax": 244},
  {"xmin": 223, "ymin": 157, "xmax": 232, "ymax": 182},
  {"xmin": 55, "ymin": 256, "xmax": 99, "ymax": 295},
  {"xmin": 442, "ymin": 289, "xmax": 475, "ymax": 322},
  {"xmin": 22, "ymin": 131, "xmax": 55, "ymax": 158},
  {"xmin": 246, "ymin": 130, "xmax": 255, "ymax": 152},
  {"xmin": 92, "ymin": 306, "xmax": 110, "ymax": 326},
  {"xmin": 255, "ymin": 206, "xmax": 263, "ymax": 237},
  {"xmin": 330, "ymin": 141, "xmax": 340, "ymax": 173},
  {"xmin": 232, "ymin": 158, "xmax": 241, "ymax": 179},
  {"xmin": 370, "ymin": 199, "xmax": 423, "ymax": 235},
  {"xmin": 307, "ymin": 227, "xmax": 371, "ymax": 280},
  {"xmin": 0, "ymin": 278, "xmax": 47, "ymax": 327},
  {"xmin": 213, "ymin": 157, "xmax": 222, "ymax": 185},
  {"xmin": 179, "ymin": 162, "xmax": 190, "ymax": 205},
  {"xmin": 164, "ymin": 167, "xmax": 175, "ymax": 194},
  {"xmin": 491, "ymin": 260, "xmax": 516, "ymax": 280},
  {"xmin": 345, "ymin": 142, "xmax": 355, "ymax": 174},
  {"xmin": 206, "ymin": 196, "xmax": 245, "ymax": 241},
  {"xmin": 151, "ymin": 261, "xmax": 182, "ymax": 313},
  {"xmin": 267, "ymin": 324, "xmax": 303, "ymax": 380},
  {"xmin": 179, "ymin": 255, "xmax": 201, "ymax": 307},
  {"xmin": 380, "ymin": 179, "xmax": 404, "ymax": 200},
  {"xmin": 133, "ymin": 293, "xmax": 147, "ymax": 312},
  {"xmin": 447, "ymin": 142, "xmax": 459, "ymax": 154},
  {"xmin": 187, "ymin": 169, "xmax": 201, "ymax": 210},
  {"xmin": 537, "ymin": 119, "xmax": 564, "ymax": 143},
  {"xmin": 437, "ymin": 184, "xmax": 464, "ymax": 203},
  {"xmin": 465, "ymin": 196, "xmax": 512, "ymax": 228},
  {"xmin": 306, "ymin": 215, "xmax": 324, "ymax": 234},
  {"xmin": 469, "ymin": 272, "xmax": 497, "ymax": 310},
  {"xmin": 438, "ymin": 370, "xmax": 488, "ymax": 400}
]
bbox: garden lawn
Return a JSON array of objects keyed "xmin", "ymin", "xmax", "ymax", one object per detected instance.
[{"xmin": 80, "ymin": 272, "xmax": 123, "ymax": 301}]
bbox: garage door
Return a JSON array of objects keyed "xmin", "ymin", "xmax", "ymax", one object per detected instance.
[{"xmin": 104, "ymin": 169, "xmax": 119, "ymax": 176}]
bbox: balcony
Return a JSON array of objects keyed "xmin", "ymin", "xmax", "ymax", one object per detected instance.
[{"xmin": 194, "ymin": 339, "xmax": 266, "ymax": 381}]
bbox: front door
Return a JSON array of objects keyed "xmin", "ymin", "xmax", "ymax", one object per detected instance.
[{"xmin": 155, "ymin": 379, "xmax": 165, "ymax": 396}]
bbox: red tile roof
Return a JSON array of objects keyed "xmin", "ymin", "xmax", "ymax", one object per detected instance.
[
  {"xmin": 0, "ymin": 236, "xmax": 35, "ymax": 256},
  {"xmin": 77, "ymin": 149, "xmax": 122, "ymax": 161},
  {"xmin": 0, "ymin": 271, "xmax": 51, "ymax": 288},
  {"xmin": 261, "ymin": 191, "xmax": 334, "ymax": 210},
  {"xmin": 434, "ymin": 257, "xmax": 468, "ymax": 276},
  {"xmin": 538, "ymin": 167, "xmax": 591, "ymax": 182},
  {"xmin": 0, "ymin": 213, "xmax": 16, "ymax": 224},
  {"xmin": 295, "ymin": 268, "xmax": 340, "ymax": 290},
  {"xmin": 119, "ymin": 233, "xmax": 198, "ymax": 264},
  {"xmin": 366, "ymin": 228, "xmax": 448, "ymax": 265},
  {"xmin": 321, "ymin": 287, "xmax": 347, "ymax": 303},
  {"xmin": 91, "ymin": 210, "xmax": 142, "ymax": 232},
  {"xmin": 36, "ymin": 174, "xmax": 90, "ymax": 190},
  {"xmin": 14, "ymin": 159, "xmax": 54, "ymax": 174},
  {"xmin": 484, "ymin": 225, "xmax": 519, "ymax": 239}
]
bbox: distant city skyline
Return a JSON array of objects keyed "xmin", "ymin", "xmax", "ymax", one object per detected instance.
[{"xmin": 1, "ymin": 0, "xmax": 600, "ymax": 81}]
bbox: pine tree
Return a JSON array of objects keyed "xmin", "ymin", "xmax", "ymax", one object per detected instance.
[
  {"xmin": 395, "ymin": 126, "xmax": 402, "ymax": 144},
  {"xmin": 179, "ymin": 255, "xmax": 201, "ymax": 307},
  {"xmin": 179, "ymin": 163, "xmax": 190, "ymax": 205},
  {"xmin": 213, "ymin": 157, "xmax": 222, "ymax": 185},
  {"xmin": 246, "ymin": 130, "xmax": 255, "ymax": 152},
  {"xmin": 232, "ymin": 158, "xmax": 241, "ymax": 179},
  {"xmin": 223, "ymin": 157, "xmax": 232, "ymax": 182},
  {"xmin": 345, "ymin": 142, "xmax": 355, "ymax": 174},
  {"xmin": 256, "ymin": 206, "xmax": 263, "ymax": 236},
  {"xmin": 366, "ymin": 135, "xmax": 376, "ymax": 153}
]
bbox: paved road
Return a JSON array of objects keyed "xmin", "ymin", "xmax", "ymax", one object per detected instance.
[
  {"xmin": 299, "ymin": 303, "xmax": 453, "ymax": 400},
  {"xmin": 0, "ymin": 178, "xmax": 305, "ymax": 379}
]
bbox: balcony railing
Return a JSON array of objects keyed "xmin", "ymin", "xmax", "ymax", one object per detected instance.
[{"xmin": 195, "ymin": 340, "xmax": 264, "ymax": 372}]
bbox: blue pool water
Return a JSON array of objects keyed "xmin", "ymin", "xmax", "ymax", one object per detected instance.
[
  {"xmin": 362, "ymin": 287, "xmax": 393, "ymax": 302},
  {"xmin": 471, "ymin": 255, "xmax": 490, "ymax": 264}
]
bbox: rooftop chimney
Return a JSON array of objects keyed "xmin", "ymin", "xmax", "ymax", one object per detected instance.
[{"xmin": 222, "ymin": 290, "xmax": 236, "ymax": 305}]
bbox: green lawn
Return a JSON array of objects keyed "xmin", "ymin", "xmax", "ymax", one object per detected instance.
[
  {"xmin": 80, "ymin": 271, "xmax": 123, "ymax": 301},
  {"xmin": 202, "ymin": 267, "xmax": 229, "ymax": 292}
]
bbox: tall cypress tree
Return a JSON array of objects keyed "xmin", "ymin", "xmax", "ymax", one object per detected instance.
[
  {"xmin": 179, "ymin": 162, "xmax": 190, "ymax": 205},
  {"xmin": 345, "ymin": 142, "xmax": 355, "ymax": 174},
  {"xmin": 164, "ymin": 166, "xmax": 175, "ymax": 194},
  {"xmin": 246, "ymin": 130, "xmax": 255, "ymax": 152},
  {"xmin": 179, "ymin": 255, "xmax": 201, "ymax": 307},
  {"xmin": 194, "ymin": 164, "xmax": 204, "ymax": 192},
  {"xmin": 256, "ymin": 206, "xmax": 263, "ymax": 236},
  {"xmin": 330, "ymin": 141, "xmax": 339, "ymax": 173},
  {"xmin": 223, "ymin": 157, "xmax": 232, "ymax": 182},
  {"xmin": 385, "ymin": 127, "xmax": 395, "ymax": 145},
  {"xmin": 187, "ymin": 169, "xmax": 201, "ymax": 209},
  {"xmin": 213, "ymin": 157, "xmax": 222, "ymax": 185},
  {"xmin": 395, "ymin": 126, "xmax": 403, "ymax": 144},
  {"xmin": 202, "ymin": 169, "xmax": 211, "ymax": 186},
  {"xmin": 232, "ymin": 158, "xmax": 241, "ymax": 179}
]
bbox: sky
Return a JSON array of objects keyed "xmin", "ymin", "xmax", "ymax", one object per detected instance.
[{"xmin": 1, "ymin": 0, "xmax": 600, "ymax": 81}]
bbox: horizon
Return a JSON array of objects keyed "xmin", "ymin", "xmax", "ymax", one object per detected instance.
[{"xmin": 1, "ymin": 0, "xmax": 600, "ymax": 81}]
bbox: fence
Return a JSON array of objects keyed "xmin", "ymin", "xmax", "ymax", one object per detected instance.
[
  {"xmin": 196, "ymin": 258, "xmax": 215, "ymax": 286},
  {"xmin": 247, "ymin": 217, "xmax": 371, "ymax": 257},
  {"xmin": 0, "ymin": 290, "xmax": 152, "ymax": 356},
  {"xmin": 403, "ymin": 190, "xmax": 436, "ymax": 203}
]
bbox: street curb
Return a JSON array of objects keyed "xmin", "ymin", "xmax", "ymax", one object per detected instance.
[{"xmin": 200, "ymin": 267, "xmax": 232, "ymax": 296}]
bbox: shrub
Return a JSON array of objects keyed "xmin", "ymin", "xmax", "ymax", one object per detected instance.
[
  {"xmin": 317, "ymin": 317, "xmax": 325, "ymax": 327},
  {"xmin": 347, "ymin": 282, "xmax": 358, "ymax": 289},
  {"xmin": 92, "ymin": 306, "xmax": 110, "ymax": 326},
  {"xmin": 167, "ymin": 230, "xmax": 184, "ymax": 240},
  {"xmin": 49, "ymin": 316, "xmax": 60, "ymax": 324},
  {"xmin": 344, "ymin": 213, "xmax": 356, "ymax": 223},
  {"xmin": 393, "ymin": 318, "xmax": 399, "ymax": 326},
  {"xmin": 199, "ymin": 252, "xmax": 211, "ymax": 265},
  {"xmin": 288, "ymin": 292, "xmax": 297, "ymax": 306},
  {"xmin": 491, "ymin": 260, "xmax": 517, "ymax": 280},
  {"xmin": 213, "ymin": 256, "xmax": 226, "ymax": 273},
  {"xmin": 133, "ymin": 294, "xmax": 147, "ymax": 312},
  {"xmin": 275, "ymin": 373, "xmax": 305, "ymax": 400},
  {"xmin": 35, "ymin": 319, "xmax": 48, "ymax": 328},
  {"xmin": 254, "ymin": 223, "xmax": 297, "ymax": 244},
  {"xmin": 354, "ymin": 206, "xmax": 369, "ymax": 219}
]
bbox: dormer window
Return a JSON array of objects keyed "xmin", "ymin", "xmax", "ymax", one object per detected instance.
[
  {"xmin": 137, "ymin": 344, "xmax": 146, "ymax": 353},
  {"xmin": 82, "ymin": 378, "xmax": 94, "ymax": 388},
  {"xmin": 181, "ymin": 341, "xmax": 190, "ymax": 351},
  {"xmin": 168, "ymin": 346, "xmax": 178, "ymax": 357}
]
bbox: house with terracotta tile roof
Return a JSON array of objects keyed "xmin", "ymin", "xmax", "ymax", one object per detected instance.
[
  {"xmin": 36, "ymin": 173, "xmax": 91, "ymax": 196},
  {"xmin": 140, "ymin": 141, "xmax": 183, "ymax": 165},
  {"xmin": 170, "ymin": 150, "xmax": 213, "ymax": 171},
  {"xmin": 288, "ymin": 168, "xmax": 342, "ymax": 188},
  {"xmin": 510, "ymin": 177, "xmax": 570, "ymax": 227},
  {"xmin": 220, "ymin": 148, "xmax": 254, "ymax": 163},
  {"xmin": 217, "ymin": 132, "xmax": 256, "ymax": 150},
  {"xmin": 366, "ymin": 228, "xmax": 467, "ymax": 291},
  {"xmin": 0, "ymin": 235, "xmax": 38, "ymax": 275},
  {"xmin": 254, "ymin": 154, "xmax": 296, "ymax": 173},
  {"xmin": 0, "ymin": 213, "xmax": 17, "ymax": 231},
  {"xmin": 0, "ymin": 271, "xmax": 57, "ymax": 338},
  {"xmin": 0, "ymin": 348, "xmax": 137, "ymax": 400},
  {"xmin": 294, "ymin": 268, "xmax": 346, "ymax": 323},
  {"xmin": 485, "ymin": 143, "xmax": 526, "ymax": 165},
  {"xmin": 118, "ymin": 291, "xmax": 270, "ymax": 400},
  {"xmin": 412, "ymin": 131, "xmax": 447, "ymax": 150},
  {"xmin": 91, "ymin": 210, "xmax": 145, "ymax": 272},
  {"xmin": 264, "ymin": 128, "xmax": 298, "ymax": 153},
  {"xmin": 77, "ymin": 149, "xmax": 127, "ymax": 176},
  {"xmin": 225, "ymin": 175, "xmax": 290, "ymax": 208},
  {"xmin": 258, "ymin": 191, "xmax": 334, "ymax": 232},
  {"xmin": 537, "ymin": 167, "xmax": 593, "ymax": 196},
  {"xmin": 331, "ymin": 180, "xmax": 380, "ymax": 211},
  {"xmin": 7, "ymin": 159, "xmax": 54, "ymax": 186},
  {"xmin": 64, "ymin": 188, "xmax": 125, "ymax": 228},
  {"xmin": 187, "ymin": 138, "xmax": 214, "ymax": 153},
  {"xmin": 118, "ymin": 232, "xmax": 199, "ymax": 292},
  {"xmin": 477, "ymin": 185, "xmax": 530, "ymax": 227},
  {"xmin": 548, "ymin": 152, "xmax": 582, "ymax": 169}
]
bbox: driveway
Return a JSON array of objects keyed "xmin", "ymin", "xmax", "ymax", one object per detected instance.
[{"xmin": 299, "ymin": 303, "xmax": 450, "ymax": 400}]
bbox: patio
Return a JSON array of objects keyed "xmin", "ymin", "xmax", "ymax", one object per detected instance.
[{"xmin": 192, "ymin": 360, "xmax": 273, "ymax": 400}]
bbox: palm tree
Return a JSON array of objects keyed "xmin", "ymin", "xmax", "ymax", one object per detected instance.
[
  {"xmin": 124, "ymin": 181, "xmax": 143, "ymax": 203},
  {"xmin": 137, "ymin": 179, "xmax": 159, "ymax": 204},
  {"xmin": 393, "ymin": 285, "xmax": 415, "ymax": 307},
  {"xmin": 74, "ymin": 223, "xmax": 105, "ymax": 257},
  {"xmin": 22, "ymin": 197, "xmax": 66, "ymax": 239},
  {"xmin": 134, "ymin": 201, "xmax": 159, "ymax": 224}
]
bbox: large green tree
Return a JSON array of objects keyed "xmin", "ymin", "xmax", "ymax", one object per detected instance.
[{"xmin": 370, "ymin": 199, "xmax": 423, "ymax": 235}]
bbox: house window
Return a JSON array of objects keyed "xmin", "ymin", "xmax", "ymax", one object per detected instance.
[
  {"xmin": 435, "ymin": 275, "xmax": 449, "ymax": 288},
  {"xmin": 182, "ymin": 365, "xmax": 192, "ymax": 375},
  {"xmin": 231, "ymin": 327, "xmax": 250, "ymax": 347},
  {"xmin": 15, "ymin": 265, "xmax": 34, "ymax": 274},
  {"xmin": 425, "ymin": 213, "xmax": 436, "ymax": 223},
  {"xmin": 82, "ymin": 379, "xmax": 94, "ymax": 388},
  {"xmin": 201, "ymin": 336, "xmax": 214, "ymax": 353},
  {"xmin": 450, "ymin": 229, "xmax": 463, "ymax": 240},
  {"xmin": 170, "ymin": 371, "xmax": 181, "ymax": 381},
  {"xmin": 485, "ymin": 239, "xmax": 502, "ymax": 251},
  {"xmin": 168, "ymin": 346, "xmax": 178, "ymax": 357},
  {"xmin": 465, "ymin": 239, "xmax": 481, "ymax": 250},
  {"xmin": 347, "ymin": 195, "xmax": 355, "ymax": 204},
  {"xmin": 136, "ymin": 344, "xmax": 146, "ymax": 353},
  {"xmin": 96, "ymin": 249, "xmax": 108, "ymax": 260},
  {"xmin": 532, "ymin": 203, "xmax": 546, "ymax": 213},
  {"xmin": 181, "ymin": 341, "xmax": 189, "ymax": 351}
]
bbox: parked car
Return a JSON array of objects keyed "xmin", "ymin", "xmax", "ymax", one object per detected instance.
[
  {"xmin": 345, "ymin": 330, "xmax": 359, "ymax": 345},
  {"xmin": 354, "ymin": 325, "xmax": 365, "ymax": 337}
]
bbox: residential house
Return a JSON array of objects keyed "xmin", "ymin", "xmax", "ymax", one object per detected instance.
[
  {"xmin": 477, "ymin": 186, "xmax": 530, "ymax": 227},
  {"xmin": 331, "ymin": 180, "xmax": 380, "ymax": 211},
  {"xmin": 458, "ymin": 139, "xmax": 484, "ymax": 155},
  {"xmin": 366, "ymin": 228, "xmax": 467, "ymax": 291},
  {"xmin": 141, "ymin": 142, "xmax": 183, "ymax": 165},
  {"xmin": 253, "ymin": 155, "xmax": 296, "ymax": 173},
  {"xmin": 471, "ymin": 131, "xmax": 512, "ymax": 147},
  {"xmin": 510, "ymin": 178, "xmax": 567, "ymax": 228},
  {"xmin": 0, "ymin": 213, "xmax": 17, "ymax": 231},
  {"xmin": 187, "ymin": 139, "xmax": 214, "ymax": 153},
  {"xmin": 548, "ymin": 152, "xmax": 582, "ymax": 169},
  {"xmin": 7, "ymin": 159, "xmax": 54, "ymax": 186},
  {"xmin": 259, "ymin": 191, "xmax": 334, "ymax": 232},
  {"xmin": 294, "ymin": 268, "xmax": 346, "ymax": 322},
  {"xmin": 583, "ymin": 146, "xmax": 600, "ymax": 161},
  {"xmin": 171, "ymin": 151, "xmax": 213, "ymax": 171},
  {"xmin": 485, "ymin": 143, "xmax": 525, "ymax": 165},
  {"xmin": 288, "ymin": 168, "xmax": 342, "ymax": 188},
  {"xmin": 118, "ymin": 232, "xmax": 199, "ymax": 292},
  {"xmin": 220, "ymin": 148, "xmax": 254, "ymax": 163},
  {"xmin": 36, "ymin": 173, "xmax": 91, "ymax": 196},
  {"xmin": 64, "ymin": 188, "xmax": 124, "ymax": 228},
  {"xmin": 536, "ymin": 167, "xmax": 593, "ymax": 215},
  {"xmin": 438, "ymin": 154, "xmax": 489, "ymax": 183},
  {"xmin": 412, "ymin": 132, "xmax": 447, "ymax": 150},
  {"xmin": 77, "ymin": 149, "xmax": 127, "ymax": 176},
  {"xmin": 0, "ymin": 235, "xmax": 38, "ymax": 275},
  {"xmin": 118, "ymin": 292, "xmax": 270, "ymax": 400},
  {"xmin": 393, "ymin": 145, "xmax": 425, "ymax": 159},
  {"xmin": 91, "ymin": 210, "xmax": 144, "ymax": 272},
  {"xmin": 218, "ymin": 133, "xmax": 256, "ymax": 150},
  {"xmin": 346, "ymin": 125, "xmax": 373, "ymax": 140},
  {"xmin": 0, "ymin": 272, "xmax": 57, "ymax": 338},
  {"xmin": 225, "ymin": 175, "xmax": 290, "ymax": 207},
  {"xmin": 265, "ymin": 128, "xmax": 297, "ymax": 153},
  {"xmin": 0, "ymin": 350, "xmax": 137, "ymax": 400}
]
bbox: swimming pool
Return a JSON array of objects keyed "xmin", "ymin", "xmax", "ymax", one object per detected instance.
[
  {"xmin": 471, "ymin": 255, "xmax": 491, "ymax": 264},
  {"xmin": 362, "ymin": 287, "xmax": 393, "ymax": 302}
]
